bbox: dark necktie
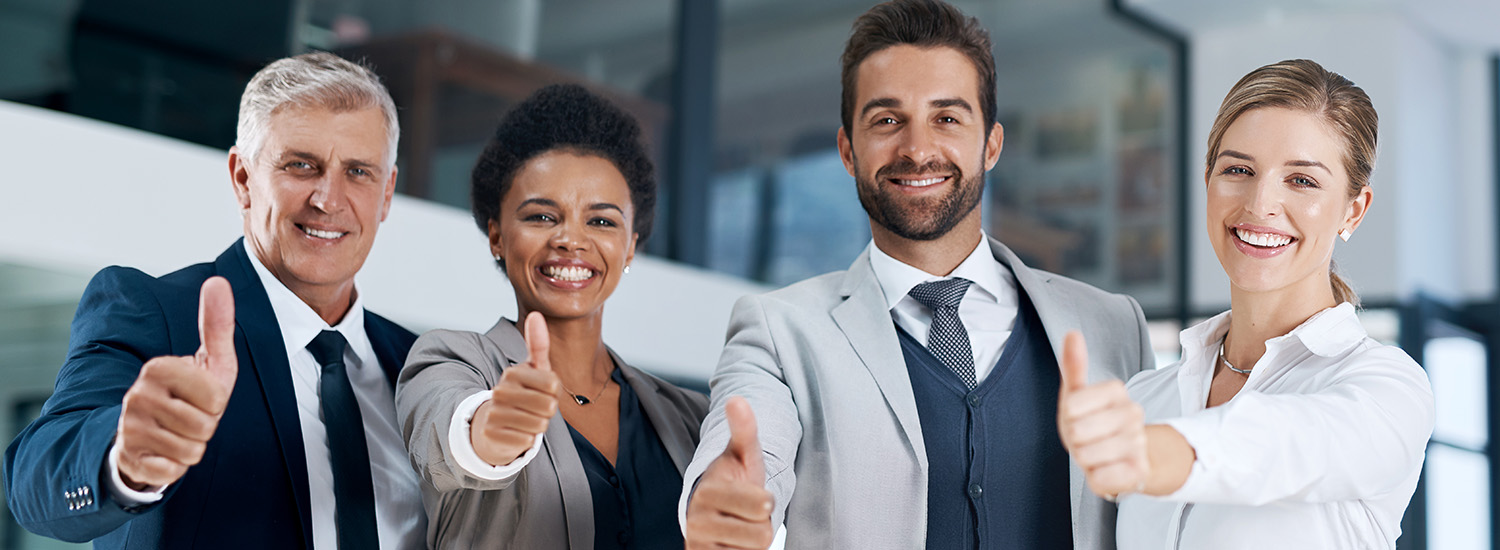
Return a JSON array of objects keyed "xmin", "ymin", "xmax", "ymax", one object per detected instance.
[
  {"xmin": 306, "ymin": 330, "xmax": 378, "ymax": 549},
  {"xmin": 908, "ymin": 278, "xmax": 977, "ymax": 389}
]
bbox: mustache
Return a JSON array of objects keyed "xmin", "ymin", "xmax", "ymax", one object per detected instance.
[{"xmin": 873, "ymin": 159, "xmax": 962, "ymax": 182}]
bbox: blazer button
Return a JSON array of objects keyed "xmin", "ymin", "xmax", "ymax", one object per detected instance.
[
  {"xmin": 967, "ymin": 394, "xmax": 981, "ymax": 407},
  {"xmin": 967, "ymin": 483, "xmax": 983, "ymax": 499}
]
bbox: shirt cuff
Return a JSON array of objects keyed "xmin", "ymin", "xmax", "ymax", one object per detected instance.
[
  {"xmin": 106, "ymin": 442, "xmax": 166, "ymax": 505},
  {"xmin": 448, "ymin": 389, "xmax": 545, "ymax": 480}
]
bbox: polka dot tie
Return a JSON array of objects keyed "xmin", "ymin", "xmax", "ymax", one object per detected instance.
[{"xmin": 908, "ymin": 278, "xmax": 977, "ymax": 389}]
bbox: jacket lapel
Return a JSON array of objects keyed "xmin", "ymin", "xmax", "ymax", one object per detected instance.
[
  {"xmin": 829, "ymin": 249, "xmax": 927, "ymax": 471},
  {"xmin": 215, "ymin": 239, "xmax": 315, "ymax": 549},
  {"xmin": 617, "ymin": 360, "xmax": 695, "ymax": 474},
  {"xmin": 486, "ymin": 319, "xmax": 595, "ymax": 550},
  {"xmin": 363, "ymin": 312, "xmax": 413, "ymax": 390},
  {"xmin": 987, "ymin": 238, "xmax": 1095, "ymax": 535}
]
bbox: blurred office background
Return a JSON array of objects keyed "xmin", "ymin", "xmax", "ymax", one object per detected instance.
[{"xmin": 0, "ymin": 0, "xmax": 1496, "ymax": 548}]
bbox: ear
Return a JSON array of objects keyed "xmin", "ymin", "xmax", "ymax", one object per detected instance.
[
  {"xmin": 982, "ymin": 122, "xmax": 1004, "ymax": 171},
  {"xmin": 837, "ymin": 126, "xmax": 857, "ymax": 179},
  {"xmin": 487, "ymin": 218, "xmax": 504, "ymax": 260},
  {"xmin": 626, "ymin": 232, "xmax": 639, "ymax": 266},
  {"xmin": 1343, "ymin": 185, "xmax": 1373, "ymax": 234},
  {"xmin": 378, "ymin": 165, "xmax": 398, "ymax": 223},
  {"xmin": 227, "ymin": 146, "xmax": 253, "ymax": 210}
]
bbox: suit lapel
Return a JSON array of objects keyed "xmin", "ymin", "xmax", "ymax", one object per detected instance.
[
  {"xmin": 215, "ymin": 240, "xmax": 315, "ymax": 549},
  {"xmin": 829, "ymin": 249, "xmax": 927, "ymax": 471},
  {"xmin": 617, "ymin": 359, "xmax": 696, "ymax": 474},
  {"xmin": 363, "ymin": 312, "xmax": 412, "ymax": 390},
  {"xmin": 987, "ymin": 238, "xmax": 1094, "ymax": 535},
  {"xmin": 487, "ymin": 319, "xmax": 595, "ymax": 549}
]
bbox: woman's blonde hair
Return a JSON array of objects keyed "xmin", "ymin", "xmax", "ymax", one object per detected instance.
[{"xmin": 1205, "ymin": 59, "xmax": 1377, "ymax": 307}]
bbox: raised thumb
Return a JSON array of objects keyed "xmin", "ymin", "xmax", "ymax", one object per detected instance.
[
  {"xmin": 522, "ymin": 311, "xmax": 552, "ymax": 372},
  {"xmin": 723, "ymin": 396, "xmax": 764, "ymax": 483},
  {"xmin": 197, "ymin": 276, "xmax": 238, "ymax": 387},
  {"xmin": 1060, "ymin": 330, "xmax": 1089, "ymax": 393}
]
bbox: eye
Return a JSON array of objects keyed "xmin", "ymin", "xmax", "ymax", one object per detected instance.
[
  {"xmin": 589, "ymin": 217, "xmax": 619, "ymax": 228},
  {"xmin": 1219, "ymin": 165, "xmax": 1252, "ymax": 176},
  {"xmin": 284, "ymin": 160, "xmax": 316, "ymax": 172},
  {"xmin": 348, "ymin": 167, "xmax": 371, "ymax": 178},
  {"xmin": 1289, "ymin": 175, "xmax": 1320, "ymax": 188},
  {"xmin": 523, "ymin": 213, "xmax": 557, "ymax": 223},
  {"xmin": 937, "ymin": 116, "xmax": 959, "ymax": 124},
  {"xmin": 875, "ymin": 117, "xmax": 899, "ymax": 125}
]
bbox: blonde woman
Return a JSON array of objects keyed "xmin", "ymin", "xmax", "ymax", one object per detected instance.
[{"xmin": 1057, "ymin": 59, "xmax": 1434, "ymax": 549}]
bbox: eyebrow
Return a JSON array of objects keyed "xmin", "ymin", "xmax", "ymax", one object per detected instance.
[
  {"xmin": 274, "ymin": 150, "xmax": 381, "ymax": 171},
  {"xmin": 1217, "ymin": 150, "xmax": 1330, "ymax": 173},
  {"xmin": 859, "ymin": 97, "xmax": 975, "ymax": 119},
  {"xmin": 930, "ymin": 98, "xmax": 973, "ymax": 113},
  {"xmin": 516, "ymin": 198, "xmax": 625, "ymax": 215}
]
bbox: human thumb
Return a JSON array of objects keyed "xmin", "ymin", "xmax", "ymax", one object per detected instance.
[
  {"xmin": 1060, "ymin": 330, "xmax": 1089, "ymax": 393},
  {"xmin": 723, "ymin": 396, "xmax": 764, "ymax": 483}
]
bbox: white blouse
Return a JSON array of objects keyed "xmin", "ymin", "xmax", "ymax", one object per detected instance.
[{"xmin": 1117, "ymin": 303, "xmax": 1435, "ymax": 550}]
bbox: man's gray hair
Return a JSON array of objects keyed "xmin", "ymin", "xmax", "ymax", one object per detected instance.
[{"xmin": 236, "ymin": 51, "xmax": 399, "ymax": 164}]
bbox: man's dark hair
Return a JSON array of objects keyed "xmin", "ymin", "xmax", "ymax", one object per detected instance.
[
  {"xmin": 470, "ymin": 84, "xmax": 656, "ymax": 268},
  {"xmin": 840, "ymin": 0, "xmax": 996, "ymax": 137}
]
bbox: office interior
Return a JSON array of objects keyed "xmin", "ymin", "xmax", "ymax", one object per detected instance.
[{"xmin": 0, "ymin": 0, "xmax": 1495, "ymax": 548}]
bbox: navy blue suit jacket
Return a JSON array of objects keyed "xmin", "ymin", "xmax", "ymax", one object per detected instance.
[{"xmin": 4, "ymin": 240, "xmax": 417, "ymax": 548}]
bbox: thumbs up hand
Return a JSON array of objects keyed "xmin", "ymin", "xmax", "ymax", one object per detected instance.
[
  {"xmin": 685, "ymin": 396, "xmax": 776, "ymax": 550},
  {"xmin": 471, "ymin": 311, "xmax": 562, "ymax": 467},
  {"xmin": 1056, "ymin": 331, "xmax": 1150, "ymax": 499},
  {"xmin": 117, "ymin": 277, "xmax": 239, "ymax": 490}
]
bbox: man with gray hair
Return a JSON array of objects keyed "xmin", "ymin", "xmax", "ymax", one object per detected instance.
[{"xmin": 5, "ymin": 51, "xmax": 425, "ymax": 549}]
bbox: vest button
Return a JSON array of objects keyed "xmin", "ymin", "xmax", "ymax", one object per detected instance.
[
  {"xmin": 967, "ymin": 483, "xmax": 983, "ymax": 499},
  {"xmin": 967, "ymin": 394, "xmax": 981, "ymax": 407}
]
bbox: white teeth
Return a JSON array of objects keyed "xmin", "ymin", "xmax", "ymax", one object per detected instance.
[
  {"xmin": 543, "ymin": 265, "xmax": 595, "ymax": 282},
  {"xmin": 1235, "ymin": 228, "xmax": 1293, "ymax": 248},
  {"xmin": 897, "ymin": 177, "xmax": 946, "ymax": 187},
  {"xmin": 301, "ymin": 226, "xmax": 345, "ymax": 239}
]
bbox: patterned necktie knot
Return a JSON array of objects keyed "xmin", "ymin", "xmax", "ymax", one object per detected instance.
[
  {"xmin": 908, "ymin": 278, "xmax": 977, "ymax": 389},
  {"xmin": 908, "ymin": 278, "xmax": 973, "ymax": 312}
]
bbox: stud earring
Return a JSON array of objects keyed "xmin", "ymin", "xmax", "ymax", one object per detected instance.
[
  {"xmin": 623, "ymin": 265, "xmax": 631, "ymax": 275},
  {"xmin": 1339, "ymin": 229, "xmax": 1352, "ymax": 242}
]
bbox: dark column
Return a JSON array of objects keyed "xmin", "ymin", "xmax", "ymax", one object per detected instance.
[{"xmin": 662, "ymin": 0, "xmax": 719, "ymax": 265}]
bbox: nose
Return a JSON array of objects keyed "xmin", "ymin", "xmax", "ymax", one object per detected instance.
[
  {"xmin": 897, "ymin": 121, "xmax": 939, "ymax": 166},
  {"xmin": 1243, "ymin": 176, "xmax": 1282, "ymax": 218},
  {"xmin": 308, "ymin": 174, "xmax": 345, "ymax": 213},
  {"xmin": 550, "ymin": 217, "xmax": 587, "ymax": 251}
]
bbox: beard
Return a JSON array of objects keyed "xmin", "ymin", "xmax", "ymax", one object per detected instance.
[{"xmin": 854, "ymin": 156, "xmax": 985, "ymax": 241}]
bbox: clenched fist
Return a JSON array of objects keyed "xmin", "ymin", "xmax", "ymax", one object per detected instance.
[
  {"xmin": 116, "ymin": 277, "xmax": 239, "ymax": 490},
  {"xmin": 471, "ymin": 311, "xmax": 561, "ymax": 466},
  {"xmin": 685, "ymin": 396, "xmax": 775, "ymax": 550}
]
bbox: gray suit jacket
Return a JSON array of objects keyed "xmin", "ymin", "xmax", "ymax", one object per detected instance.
[
  {"xmin": 397, "ymin": 319, "xmax": 708, "ymax": 549},
  {"xmin": 680, "ymin": 238, "xmax": 1153, "ymax": 550}
]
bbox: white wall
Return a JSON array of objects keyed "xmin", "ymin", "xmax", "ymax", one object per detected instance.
[
  {"xmin": 1175, "ymin": 10, "xmax": 1495, "ymax": 310},
  {"xmin": 0, "ymin": 100, "xmax": 769, "ymax": 382}
]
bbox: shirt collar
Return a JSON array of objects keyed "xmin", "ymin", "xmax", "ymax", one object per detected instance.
[
  {"xmin": 867, "ymin": 232, "xmax": 1013, "ymax": 312},
  {"xmin": 1178, "ymin": 302, "xmax": 1366, "ymax": 364},
  {"xmin": 244, "ymin": 248, "xmax": 368, "ymax": 359}
]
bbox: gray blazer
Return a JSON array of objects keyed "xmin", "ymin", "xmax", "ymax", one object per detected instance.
[
  {"xmin": 397, "ymin": 319, "xmax": 709, "ymax": 549},
  {"xmin": 680, "ymin": 238, "xmax": 1153, "ymax": 550}
]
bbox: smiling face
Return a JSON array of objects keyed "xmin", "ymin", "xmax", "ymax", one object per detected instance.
[
  {"xmin": 229, "ymin": 105, "xmax": 396, "ymax": 314},
  {"xmin": 1206, "ymin": 107, "xmax": 1371, "ymax": 300},
  {"xmin": 838, "ymin": 44, "xmax": 1002, "ymax": 242},
  {"xmin": 490, "ymin": 150, "xmax": 637, "ymax": 323}
]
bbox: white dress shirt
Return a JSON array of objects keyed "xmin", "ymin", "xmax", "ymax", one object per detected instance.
[
  {"xmin": 868, "ymin": 233, "xmax": 1018, "ymax": 383},
  {"xmin": 107, "ymin": 254, "xmax": 426, "ymax": 550},
  {"xmin": 1117, "ymin": 303, "xmax": 1434, "ymax": 550}
]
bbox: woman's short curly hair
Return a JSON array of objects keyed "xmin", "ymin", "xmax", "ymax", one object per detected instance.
[{"xmin": 471, "ymin": 84, "xmax": 657, "ymax": 259}]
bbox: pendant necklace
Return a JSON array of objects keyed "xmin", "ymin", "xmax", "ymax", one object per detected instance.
[
  {"xmin": 1218, "ymin": 338, "xmax": 1253, "ymax": 375},
  {"xmin": 561, "ymin": 377, "xmax": 610, "ymax": 405}
]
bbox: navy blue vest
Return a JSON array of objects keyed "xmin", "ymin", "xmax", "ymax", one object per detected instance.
[{"xmin": 899, "ymin": 289, "xmax": 1073, "ymax": 550}]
